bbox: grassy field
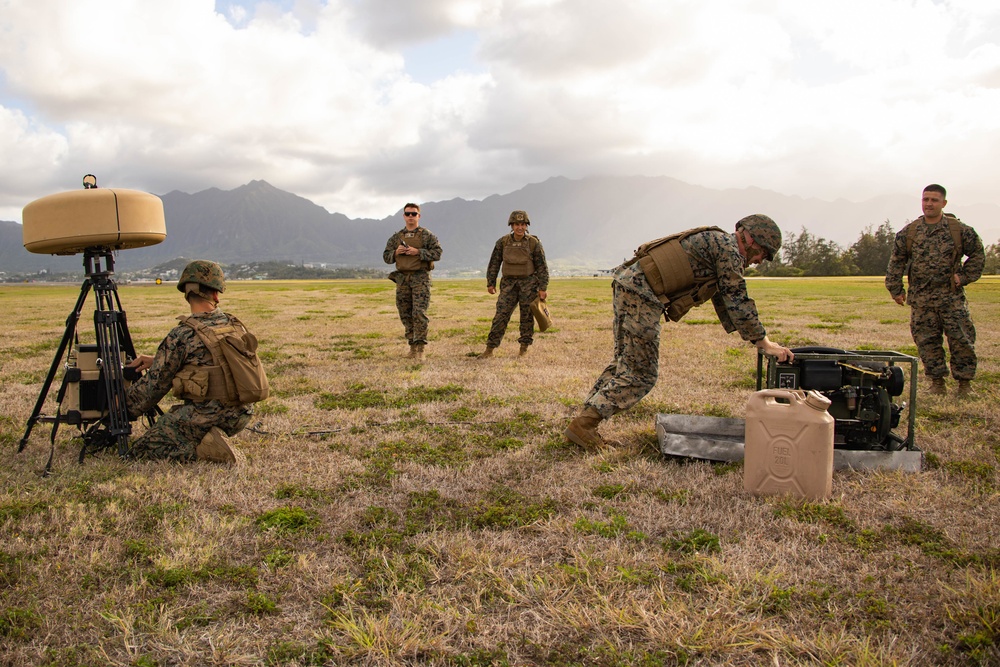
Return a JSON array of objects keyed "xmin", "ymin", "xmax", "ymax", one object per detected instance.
[{"xmin": 1, "ymin": 276, "xmax": 998, "ymax": 666}]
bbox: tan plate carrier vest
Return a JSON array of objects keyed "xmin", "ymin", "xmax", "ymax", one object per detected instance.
[
  {"xmin": 396, "ymin": 227, "xmax": 434, "ymax": 272},
  {"xmin": 171, "ymin": 315, "xmax": 251, "ymax": 406},
  {"xmin": 501, "ymin": 234, "xmax": 537, "ymax": 277},
  {"xmin": 633, "ymin": 226, "xmax": 725, "ymax": 322}
]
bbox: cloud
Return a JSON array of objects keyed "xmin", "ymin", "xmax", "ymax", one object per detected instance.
[{"xmin": 2, "ymin": 0, "xmax": 1000, "ymax": 226}]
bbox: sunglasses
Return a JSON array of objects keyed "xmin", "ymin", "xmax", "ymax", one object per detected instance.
[{"xmin": 404, "ymin": 211, "xmax": 419, "ymax": 217}]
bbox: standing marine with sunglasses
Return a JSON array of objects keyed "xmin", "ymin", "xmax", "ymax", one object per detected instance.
[
  {"xmin": 383, "ymin": 203, "xmax": 443, "ymax": 360},
  {"xmin": 565, "ymin": 215, "xmax": 795, "ymax": 450}
]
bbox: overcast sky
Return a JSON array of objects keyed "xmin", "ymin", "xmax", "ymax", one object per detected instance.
[{"xmin": 2, "ymin": 0, "xmax": 999, "ymax": 224}]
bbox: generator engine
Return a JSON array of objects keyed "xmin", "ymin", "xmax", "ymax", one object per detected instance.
[{"xmin": 761, "ymin": 347, "xmax": 910, "ymax": 451}]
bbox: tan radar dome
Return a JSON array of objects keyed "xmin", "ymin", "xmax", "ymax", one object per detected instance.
[{"xmin": 22, "ymin": 187, "xmax": 166, "ymax": 255}]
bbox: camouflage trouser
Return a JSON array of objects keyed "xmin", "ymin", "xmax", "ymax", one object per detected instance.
[
  {"xmin": 395, "ymin": 271, "xmax": 431, "ymax": 346},
  {"xmin": 486, "ymin": 275, "xmax": 538, "ymax": 348},
  {"xmin": 910, "ymin": 300, "xmax": 977, "ymax": 380},
  {"xmin": 127, "ymin": 402, "xmax": 252, "ymax": 462},
  {"xmin": 585, "ymin": 281, "xmax": 662, "ymax": 419}
]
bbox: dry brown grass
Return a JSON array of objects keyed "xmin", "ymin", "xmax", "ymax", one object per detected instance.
[{"xmin": 1, "ymin": 275, "xmax": 998, "ymax": 666}]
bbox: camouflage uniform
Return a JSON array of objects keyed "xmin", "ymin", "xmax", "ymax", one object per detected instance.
[
  {"xmin": 125, "ymin": 309, "xmax": 253, "ymax": 461},
  {"xmin": 383, "ymin": 227, "xmax": 443, "ymax": 347},
  {"xmin": 586, "ymin": 229, "xmax": 767, "ymax": 418},
  {"xmin": 885, "ymin": 216, "xmax": 984, "ymax": 381},
  {"xmin": 486, "ymin": 233, "xmax": 550, "ymax": 348}
]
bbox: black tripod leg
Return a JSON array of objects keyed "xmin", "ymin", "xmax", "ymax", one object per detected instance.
[
  {"xmin": 93, "ymin": 279, "xmax": 132, "ymax": 457},
  {"xmin": 18, "ymin": 280, "xmax": 91, "ymax": 453}
]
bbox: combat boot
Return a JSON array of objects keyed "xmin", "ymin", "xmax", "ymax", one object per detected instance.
[
  {"xmin": 519, "ymin": 343, "xmax": 530, "ymax": 357},
  {"xmin": 196, "ymin": 427, "xmax": 236, "ymax": 464},
  {"xmin": 409, "ymin": 344, "xmax": 425, "ymax": 360},
  {"xmin": 929, "ymin": 377, "xmax": 946, "ymax": 395},
  {"xmin": 957, "ymin": 380, "xmax": 973, "ymax": 398},
  {"xmin": 479, "ymin": 346, "xmax": 495, "ymax": 359},
  {"xmin": 565, "ymin": 406, "xmax": 604, "ymax": 451}
]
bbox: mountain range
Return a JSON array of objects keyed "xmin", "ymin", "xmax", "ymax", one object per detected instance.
[{"xmin": 3, "ymin": 175, "xmax": 998, "ymax": 275}]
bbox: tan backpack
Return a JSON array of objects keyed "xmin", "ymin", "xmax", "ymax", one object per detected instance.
[{"xmin": 179, "ymin": 314, "xmax": 270, "ymax": 404}]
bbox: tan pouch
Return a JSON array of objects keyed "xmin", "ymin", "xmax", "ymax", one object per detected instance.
[
  {"xmin": 665, "ymin": 295, "xmax": 695, "ymax": 322},
  {"xmin": 171, "ymin": 368, "xmax": 210, "ymax": 400}
]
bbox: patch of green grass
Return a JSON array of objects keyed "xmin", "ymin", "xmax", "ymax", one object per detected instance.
[
  {"xmin": 0, "ymin": 606, "xmax": 42, "ymax": 640},
  {"xmin": 254, "ymin": 401, "xmax": 289, "ymax": 415},
  {"xmin": 943, "ymin": 460, "xmax": 996, "ymax": 490},
  {"xmin": 123, "ymin": 539, "xmax": 156, "ymax": 564},
  {"xmin": 438, "ymin": 327, "xmax": 468, "ymax": 337},
  {"xmin": 147, "ymin": 563, "xmax": 259, "ymax": 590},
  {"xmin": 337, "ymin": 460, "xmax": 398, "ymax": 491},
  {"xmin": 774, "ymin": 500, "xmax": 856, "ymax": 531},
  {"xmin": 244, "ymin": 591, "xmax": 279, "ymax": 615},
  {"xmin": 592, "ymin": 483, "xmax": 631, "ymax": 499},
  {"xmin": 316, "ymin": 383, "xmax": 465, "ymax": 410},
  {"xmin": 336, "ymin": 284, "xmax": 393, "ymax": 294},
  {"xmin": 273, "ymin": 484, "xmax": 326, "ymax": 501},
  {"xmin": 574, "ymin": 511, "xmax": 647, "ymax": 541},
  {"xmin": 255, "ymin": 507, "xmax": 321, "ymax": 534},
  {"xmin": 366, "ymin": 438, "xmax": 466, "ymax": 468},
  {"xmin": 651, "ymin": 488, "xmax": 689, "ymax": 505},
  {"xmin": 265, "ymin": 641, "xmax": 334, "ymax": 666},
  {"xmin": 263, "ymin": 549, "xmax": 294, "ymax": 570},
  {"xmin": 700, "ymin": 404, "xmax": 734, "ymax": 418},
  {"xmin": 486, "ymin": 411, "xmax": 547, "ymax": 437},
  {"xmin": 711, "ymin": 461, "xmax": 742, "ymax": 476},
  {"xmin": 468, "ymin": 486, "xmax": 558, "ymax": 529},
  {"xmin": 0, "ymin": 500, "xmax": 49, "ymax": 525},
  {"xmin": 448, "ymin": 406, "xmax": 479, "ymax": 422},
  {"xmin": 884, "ymin": 517, "xmax": 1000, "ymax": 568},
  {"xmin": 664, "ymin": 528, "xmax": 721, "ymax": 554}
]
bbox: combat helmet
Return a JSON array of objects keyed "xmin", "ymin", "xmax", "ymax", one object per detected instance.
[
  {"xmin": 177, "ymin": 259, "xmax": 226, "ymax": 300},
  {"xmin": 508, "ymin": 210, "xmax": 530, "ymax": 226},
  {"xmin": 736, "ymin": 214, "xmax": 781, "ymax": 261}
]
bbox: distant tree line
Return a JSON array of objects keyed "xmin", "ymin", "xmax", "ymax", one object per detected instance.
[{"xmin": 748, "ymin": 221, "xmax": 1000, "ymax": 277}]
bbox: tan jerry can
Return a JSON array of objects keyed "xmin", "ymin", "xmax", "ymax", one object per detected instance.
[{"xmin": 744, "ymin": 389, "xmax": 835, "ymax": 501}]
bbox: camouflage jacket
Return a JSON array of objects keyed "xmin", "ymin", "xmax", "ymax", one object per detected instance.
[
  {"xmin": 126, "ymin": 309, "xmax": 246, "ymax": 415},
  {"xmin": 885, "ymin": 216, "xmax": 985, "ymax": 307},
  {"xmin": 382, "ymin": 227, "xmax": 443, "ymax": 268},
  {"xmin": 616, "ymin": 229, "xmax": 767, "ymax": 342},
  {"xmin": 486, "ymin": 233, "xmax": 550, "ymax": 289}
]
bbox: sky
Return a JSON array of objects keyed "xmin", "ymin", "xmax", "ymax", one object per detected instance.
[{"xmin": 2, "ymin": 0, "xmax": 1000, "ymax": 225}]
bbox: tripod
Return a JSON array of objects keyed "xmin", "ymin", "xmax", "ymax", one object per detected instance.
[{"xmin": 18, "ymin": 247, "xmax": 150, "ymax": 470}]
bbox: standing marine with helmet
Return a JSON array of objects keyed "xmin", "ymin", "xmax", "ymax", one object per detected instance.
[
  {"xmin": 383, "ymin": 203, "xmax": 443, "ymax": 360},
  {"xmin": 125, "ymin": 260, "xmax": 255, "ymax": 463},
  {"xmin": 885, "ymin": 184, "xmax": 985, "ymax": 397},
  {"xmin": 565, "ymin": 215, "xmax": 795, "ymax": 450},
  {"xmin": 480, "ymin": 210, "xmax": 550, "ymax": 358}
]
